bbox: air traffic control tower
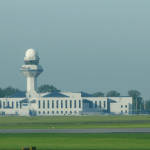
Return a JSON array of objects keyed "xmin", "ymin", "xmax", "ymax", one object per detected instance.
[{"xmin": 20, "ymin": 49, "xmax": 43, "ymax": 98}]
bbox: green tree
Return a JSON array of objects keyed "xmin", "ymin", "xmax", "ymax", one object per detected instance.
[
  {"xmin": 106, "ymin": 91, "xmax": 120, "ymax": 97},
  {"xmin": 128, "ymin": 90, "xmax": 143, "ymax": 110},
  {"xmin": 92, "ymin": 92, "xmax": 105, "ymax": 97},
  {"xmin": 38, "ymin": 84, "xmax": 60, "ymax": 93},
  {"xmin": 145, "ymin": 100, "xmax": 150, "ymax": 110},
  {"xmin": 0, "ymin": 88, "xmax": 5, "ymax": 97},
  {"xmin": 3, "ymin": 86, "xmax": 22, "ymax": 97}
]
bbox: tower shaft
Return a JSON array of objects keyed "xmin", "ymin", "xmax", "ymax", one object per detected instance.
[{"xmin": 27, "ymin": 76, "xmax": 37, "ymax": 92}]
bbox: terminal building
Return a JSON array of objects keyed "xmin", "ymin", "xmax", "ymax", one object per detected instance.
[{"xmin": 0, "ymin": 49, "xmax": 132, "ymax": 116}]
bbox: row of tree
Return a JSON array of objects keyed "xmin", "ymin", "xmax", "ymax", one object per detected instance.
[
  {"xmin": 0, "ymin": 84, "xmax": 150, "ymax": 110},
  {"xmin": 92, "ymin": 90, "xmax": 146, "ymax": 110},
  {"xmin": 0, "ymin": 85, "xmax": 60, "ymax": 98}
]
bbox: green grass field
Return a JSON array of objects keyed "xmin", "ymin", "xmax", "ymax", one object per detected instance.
[
  {"xmin": 0, "ymin": 133, "xmax": 150, "ymax": 149},
  {"xmin": 1, "ymin": 116, "xmax": 150, "ymax": 149},
  {"xmin": 0, "ymin": 115, "xmax": 150, "ymax": 129}
]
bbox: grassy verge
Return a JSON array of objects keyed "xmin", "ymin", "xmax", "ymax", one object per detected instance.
[
  {"xmin": 1, "ymin": 115, "xmax": 150, "ymax": 124},
  {"xmin": 0, "ymin": 133, "xmax": 150, "ymax": 149},
  {"xmin": 1, "ymin": 122, "xmax": 150, "ymax": 129},
  {"xmin": 0, "ymin": 115, "xmax": 150, "ymax": 129}
]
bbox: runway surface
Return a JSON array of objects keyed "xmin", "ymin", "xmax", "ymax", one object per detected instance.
[{"xmin": 0, "ymin": 128, "xmax": 150, "ymax": 133}]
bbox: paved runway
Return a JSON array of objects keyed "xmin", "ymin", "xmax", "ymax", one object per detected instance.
[{"xmin": 0, "ymin": 128, "xmax": 150, "ymax": 133}]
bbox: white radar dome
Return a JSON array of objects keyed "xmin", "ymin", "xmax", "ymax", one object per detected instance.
[{"xmin": 25, "ymin": 49, "xmax": 38, "ymax": 58}]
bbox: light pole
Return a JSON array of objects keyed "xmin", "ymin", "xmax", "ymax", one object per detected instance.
[{"xmin": 136, "ymin": 97, "xmax": 137, "ymax": 114}]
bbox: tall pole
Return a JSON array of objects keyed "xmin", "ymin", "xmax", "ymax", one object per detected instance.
[
  {"xmin": 140, "ymin": 103, "xmax": 141, "ymax": 114},
  {"xmin": 136, "ymin": 97, "xmax": 137, "ymax": 114},
  {"xmin": 144, "ymin": 98, "xmax": 145, "ymax": 110}
]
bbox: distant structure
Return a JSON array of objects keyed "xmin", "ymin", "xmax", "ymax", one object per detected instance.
[
  {"xmin": 0, "ymin": 49, "xmax": 132, "ymax": 116},
  {"xmin": 21, "ymin": 49, "xmax": 43, "ymax": 98}
]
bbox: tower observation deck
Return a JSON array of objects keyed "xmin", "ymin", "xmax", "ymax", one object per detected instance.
[{"xmin": 20, "ymin": 49, "xmax": 43, "ymax": 98}]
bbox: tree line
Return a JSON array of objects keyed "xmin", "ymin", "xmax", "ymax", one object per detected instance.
[
  {"xmin": 0, "ymin": 84, "xmax": 150, "ymax": 110},
  {"xmin": 92, "ymin": 90, "xmax": 148, "ymax": 111}
]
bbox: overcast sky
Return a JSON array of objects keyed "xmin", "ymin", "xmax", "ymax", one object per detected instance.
[{"xmin": 0, "ymin": 0, "xmax": 150, "ymax": 99}]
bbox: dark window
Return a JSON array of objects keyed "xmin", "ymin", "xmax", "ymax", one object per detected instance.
[
  {"xmin": 74, "ymin": 100, "xmax": 76, "ymax": 108},
  {"xmin": 61, "ymin": 100, "xmax": 63, "ymax": 108},
  {"xmin": 52, "ymin": 111, "xmax": 54, "ymax": 114},
  {"xmin": 23, "ymin": 104, "xmax": 28, "ymax": 106},
  {"xmin": 0, "ymin": 101, "xmax": 1, "ymax": 108},
  {"xmin": 61, "ymin": 111, "xmax": 63, "ymax": 114},
  {"xmin": 70, "ymin": 111, "xmax": 72, "ymax": 114},
  {"xmin": 125, "ymin": 105, "xmax": 127, "ymax": 108},
  {"xmin": 38, "ymin": 100, "xmax": 40, "ymax": 109},
  {"xmin": 3, "ymin": 102, "xmax": 5, "ymax": 108},
  {"xmin": 57, "ymin": 111, "xmax": 59, "ymax": 114},
  {"xmin": 79, "ymin": 100, "xmax": 81, "ymax": 108},
  {"xmin": 121, "ymin": 110, "xmax": 123, "ymax": 113},
  {"xmin": 47, "ymin": 100, "xmax": 49, "ymax": 108},
  {"xmin": 99, "ymin": 101, "xmax": 101, "ymax": 108},
  {"xmin": 52, "ymin": 100, "xmax": 54, "ymax": 108},
  {"xmin": 65, "ymin": 111, "xmax": 67, "ymax": 114},
  {"xmin": 56, "ymin": 100, "xmax": 58, "ymax": 108},
  {"xmin": 125, "ymin": 110, "xmax": 127, "ymax": 113},
  {"xmin": 89, "ymin": 102, "xmax": 93, "ymax": 108},
  {"xmin": 65, "ymin": 100, "xmax": 67, "ymax": 108},
  {"xmin": 43, "ymin": 111, "xmax": 45, "ymax": 114},
  {"xmin": 7, "ymin": 101, "xmax": 9, "ymax": 107},
  {"xmin": 20, "ymin": 102, "xmax": 22, "ymax": 108},
  {"xmin": 70, "ymin": 100, "xmax": 72, "ymax": 108},
  {"xmin": 47, "ymin": 111, "xmax": 49, "ymax": 114},
  {"xmin": 95, "ymin": 101, "xmax": 97, "ymax": 108},
  {"xmin": 39, "ymin": 111, "xmax": 41, "ymax": 114},
  {"xmin": 43, "ymin": 100, "xmax": 45, "ymax": 108},
  {"xmin": 121, "ymin": 105, "xmax": 123, "ymax": 108},
  {"xmin": 74, "ymin": 111, "xmax": 76, "ymax": 114},
  {"xmin": 16, "ymin": 101, "xmax": 18, "ymax": 108},
  {"xmin": 104, "ymin": 101, "xmax": 106, "ymax": 108}
]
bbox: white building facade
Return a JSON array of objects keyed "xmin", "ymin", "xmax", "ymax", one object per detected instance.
[{"xmin": 0, "ymin": 49, "xmax": 132, "ymax": 116}]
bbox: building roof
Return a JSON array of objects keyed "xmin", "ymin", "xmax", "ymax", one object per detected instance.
[
  {"xmin": 43, "ymin": 91, "xmax": 69, "ymax": 97},
  {"xmin": 20, "ymin": 98, "xmax": 28, "ymax": 103},
  {"xmin": 9, "ymin": 92, "xmax": 26, "ymax": 98},
  {"xmin": 79, "ymin": 92, "xmax": 95, "ymax": 97},
  {"xmin": 31, "ymin": 99, "xmax": 36, "ymax": 103}
]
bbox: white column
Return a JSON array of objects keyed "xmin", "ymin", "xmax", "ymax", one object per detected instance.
[{"xmin": 27, "ymin": 77, "xmax": 37, "ymax": 92}]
